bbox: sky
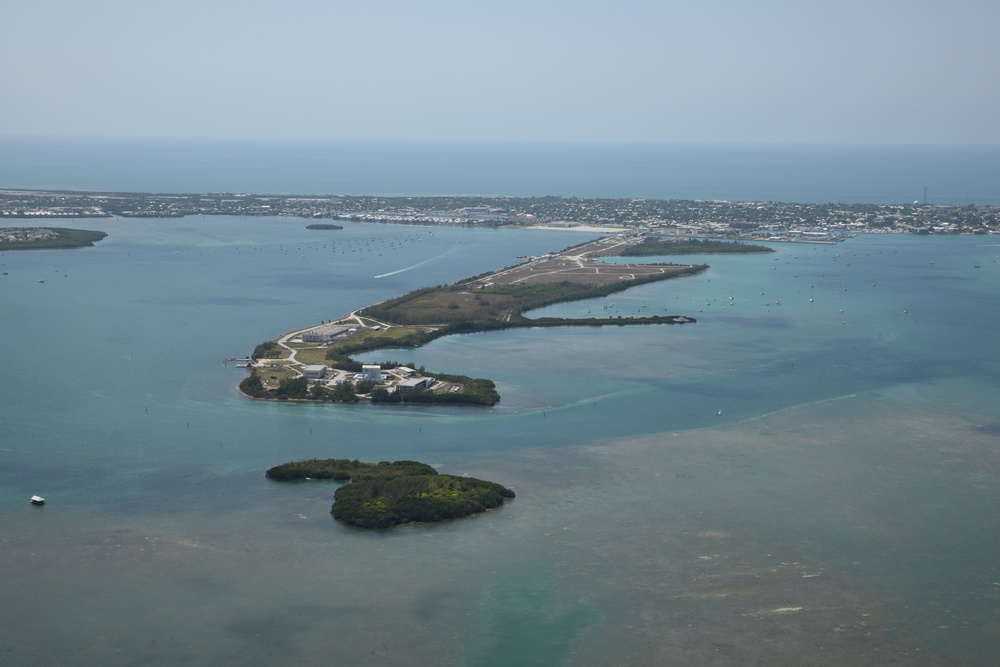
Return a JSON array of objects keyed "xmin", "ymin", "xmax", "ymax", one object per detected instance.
[{"xmin": 4, "ymin": 0, "xmax": 999, "ymax": 145}]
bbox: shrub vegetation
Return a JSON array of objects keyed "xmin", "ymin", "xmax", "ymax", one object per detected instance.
[
  {"xmin": 620, "ymin": 237, "xmax": 774, "ymax": 256},
  {"xmin": 245, "ymin": 244, "xmax": 703, "ymax": 407},
  {"xmin": 251, "ymin": 340, "xmax": 282, "ymax": 360},
  {"xmin": 265, "ymin": 459, "xmax": 515, "ymax": 528},
  {"xmin": 0, "ymin": 227, "xmax": 107, "ymax": 250}
]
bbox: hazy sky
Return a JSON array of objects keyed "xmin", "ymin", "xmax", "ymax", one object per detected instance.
[{"xmin": 4, "ymin": 0, "xmax": 999, "ymax": 145}]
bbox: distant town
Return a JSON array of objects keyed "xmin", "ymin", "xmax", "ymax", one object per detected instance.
[{"xmin": 2, "ymin": 188, "xmax": 998, "ymax": 241}]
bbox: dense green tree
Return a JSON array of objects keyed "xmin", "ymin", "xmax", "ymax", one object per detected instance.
[
  {"xmin": 329, "ymin": 381, "xmax": 359, "ymax": 403},
  {"xmin": 620, "ymin": 237, "xmax": 773, "ymax": 256},
  {"xmin": 266, "ymin": 458, "xmax": 514, "ymax": 528},
  {"xmin": 239, "ymin": 372, "xmax": 267, "ymax": 398},
  {"xmin": 275, "ymin": 376, "xmax": 309, "ymax": 399},
  {"xmin": 251, "ymin": 340, "xmax": 281, "ymax": 360},
  {"xmin": 370, "ymin": 387, "xmax": 401, "ymax": 403}
]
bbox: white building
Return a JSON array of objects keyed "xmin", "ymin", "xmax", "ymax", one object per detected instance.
[
  {"xmin": 301, "ymin": 324, "xmax": 352, "ymax": 343},
  {"xmin": 361, "ymin": 364, "xmax": 383, "ymax": 384},
  {"xmin": 302, "ymin": 364, "xmax": 328, "ymax": 379},
  {"xmin": 397, "ymin": 377, "xmax": 429, "ymax": 393}
]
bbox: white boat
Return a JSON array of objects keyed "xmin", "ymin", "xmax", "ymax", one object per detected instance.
[{"xmin": 30, "ymin": 495, "xmax": 45, "ymax": 506}]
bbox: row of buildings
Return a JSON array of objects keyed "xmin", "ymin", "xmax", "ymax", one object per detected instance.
[{"xmin": 301, "ymin": 363, "xmax": 431, "ymax": 393}]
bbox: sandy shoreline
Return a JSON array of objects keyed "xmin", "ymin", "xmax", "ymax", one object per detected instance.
[{"xmin": 521, "ymin": 224, "xmax": 624, "ymax": 234}]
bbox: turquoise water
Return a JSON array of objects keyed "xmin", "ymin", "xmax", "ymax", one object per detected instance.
[{"xmin": 2, "ymin": 217, "xmax": 1000, "ymax": 665}]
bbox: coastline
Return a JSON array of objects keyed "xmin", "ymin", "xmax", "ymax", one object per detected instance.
[
  {"xmin": 238, "ymin": 234, "xmax": 712, "ymax": 406},
  {"xmin": 3, "ymin": 188, "xmax": 997, "ymax": 236},
  {"xmin": 521, "ymin": 224, "xmax": 625, "ymax": 234}
]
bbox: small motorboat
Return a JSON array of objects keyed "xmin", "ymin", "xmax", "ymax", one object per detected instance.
[{"xmin": 30, "ymin": 495, "xmax": 45, "ymax": 506}]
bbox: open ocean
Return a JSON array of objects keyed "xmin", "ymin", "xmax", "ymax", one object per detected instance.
[
  {"xmin": 2, "ymin": 137, "xmax": 1000, "ymax": 204},
  {"xmin": 1, "ymin": 140, "xmax": 999, "ymax": 665}
]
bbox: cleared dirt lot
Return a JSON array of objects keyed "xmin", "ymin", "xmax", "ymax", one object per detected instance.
[{"xmin": 471, "ymin": 237, "xmax": 701, "ymax": 287}]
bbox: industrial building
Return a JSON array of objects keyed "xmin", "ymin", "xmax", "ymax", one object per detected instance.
[
  {"xmin": 361, "ymin": 364, "xmax": 384, "ymax": 384},
  {"xmin": 302, "ymin": 365, "xmax": 328, "ymax": 379},
  {"xmin": 397, "ymin": 377, "xmax": 429, "ymax": 393},
  {"xmin": 300, "ymin": 324, "xmax": 352, "ymax": 343}
]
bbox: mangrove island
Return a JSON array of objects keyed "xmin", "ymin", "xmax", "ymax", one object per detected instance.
[
  {"xmin": 0, "ymin": 227, "xmax": 107, "ymax": 250},
  {"xmin": 266, "ymin": 459, "xmax": 515, "ymax": 528}
]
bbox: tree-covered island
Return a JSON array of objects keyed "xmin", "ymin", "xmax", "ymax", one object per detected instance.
[
  {"xmin": 618, "ymin": 237, "xmax": 774, "ymax": 256},
  {"xmin": 239, "ymin": 235, "xmax": 710, "ymax": 406},
  {"xmin": 266, "ymin": 459, "xmax": 515, "ymax": 528},
  {"xmin": 0, "ymin": 227, "xmax": 107, "ymax": 250}
]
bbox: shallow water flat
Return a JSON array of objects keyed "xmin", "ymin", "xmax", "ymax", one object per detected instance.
[{"xmin": 1, "ymin": 218, "xmax": 998, "ymax": 665}]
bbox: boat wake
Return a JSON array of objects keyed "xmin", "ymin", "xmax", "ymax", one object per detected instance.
[{"xmin": 373, "ymin": 243, "xmax": 462, "ymax": 279}]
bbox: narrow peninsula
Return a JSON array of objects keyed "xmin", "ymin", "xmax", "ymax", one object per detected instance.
[
  {"xmin": 266, "ymin": 459, "xmax": 515, "ymax": 528},
  {"xmin": 239, "ymin": 235, "xmax": 768, "ymax": 406}
]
